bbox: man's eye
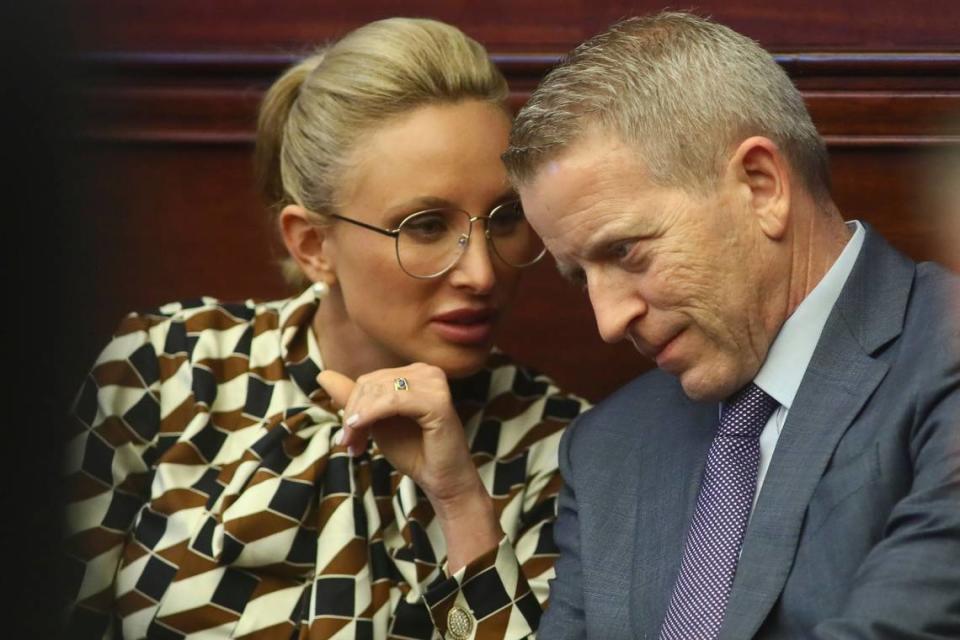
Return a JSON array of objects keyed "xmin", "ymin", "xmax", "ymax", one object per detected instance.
[
  {"xmin": 610, "ymin": 239, "xmax": 653, "ymax": 273},
  {"xmin": 610, "ymin": 240, "xmax": 636, "ymax": 261}
]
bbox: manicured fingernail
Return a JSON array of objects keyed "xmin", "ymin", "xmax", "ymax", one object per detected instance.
[
  {"xmin": 333, "ymin": 429, "xmax": 344, "ymax": 446},
  {"xmin": 345, "ymin": 413, "xmax": 360, "ymax": 428}
]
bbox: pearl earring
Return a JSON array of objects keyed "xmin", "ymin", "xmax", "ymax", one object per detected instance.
[{"xmin": 312, "ymin": 281, "xmax": 329, "ymax": 299}]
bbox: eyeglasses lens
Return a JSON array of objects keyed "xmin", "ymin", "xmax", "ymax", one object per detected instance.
[
  {"xmin": 487, "ymin": 200, "xmax": 546, "ymax": 268},
  {"xmin": 395, "ymin": 201, "xmax": 545, "ymax": 278},
  {"xmin": 396, "ymin": 210, "xmax": 469, "ymax": 278}
]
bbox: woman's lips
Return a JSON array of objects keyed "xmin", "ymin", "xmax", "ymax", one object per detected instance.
[{"xmin": 430, "ymin": 308, "xmax": 497, "ymax": 345}]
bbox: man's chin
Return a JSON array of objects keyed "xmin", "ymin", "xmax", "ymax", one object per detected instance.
[{"xmin": 676, "ymin": 367, "xmax": 740, "ymax": 403}]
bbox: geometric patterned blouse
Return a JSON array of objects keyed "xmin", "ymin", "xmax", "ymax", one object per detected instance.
[{"xmin": 63, "ymin": 286, "xmax": 588, "ymax": 639}]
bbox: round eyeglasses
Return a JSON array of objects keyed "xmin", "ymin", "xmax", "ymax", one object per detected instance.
[{"xmin": 323, "ymin": 199, "xmax": 546, "ymax": 279}]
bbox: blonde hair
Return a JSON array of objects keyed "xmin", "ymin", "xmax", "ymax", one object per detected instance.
[
  {"xmin": 504, "ymin": 12, "xmax": 830, "ymax": 200},
  {"xmin": 255, "ymin": 17, "xmax": 509, "ymax": 287}
]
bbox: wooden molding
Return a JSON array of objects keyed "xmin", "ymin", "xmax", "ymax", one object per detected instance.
[{"xmin": 76, "ymin": 51, "xmax": 960, "ymax": 147}]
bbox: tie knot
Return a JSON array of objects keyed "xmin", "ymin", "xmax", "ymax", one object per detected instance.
[{"xmin": 718, "ymin": 382, "xmax": 778, "ymax": 438}]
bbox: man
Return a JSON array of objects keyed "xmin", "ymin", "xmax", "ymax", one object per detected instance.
[{"xmin": 504, "ymin": 12, "xmax": 960, "ymax": 640}]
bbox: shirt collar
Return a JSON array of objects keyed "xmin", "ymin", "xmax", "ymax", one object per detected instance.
[
  {"xmin": 753, "ymin": 220, "xmax": 865, "ymax": 411},
  {"xmin": 278, "ymin": 285, "xmax": 328, "ymax": 402}
]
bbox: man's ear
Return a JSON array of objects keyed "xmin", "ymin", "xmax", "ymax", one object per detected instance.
[
  {"xmin": 727, "ymin": 136, "xmax": 791, "ymax": 241},
  {"xmin": 279, "ymin": 204, "xmax": 337, "ymax": 285}
]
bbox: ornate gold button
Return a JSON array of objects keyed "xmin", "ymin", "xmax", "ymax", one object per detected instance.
[{"xmin": 447, "ymin": 605, "xmax": 474, "ymax": 639}]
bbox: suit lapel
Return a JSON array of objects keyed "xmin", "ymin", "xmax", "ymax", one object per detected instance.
[
  {"xmin": 630, "ymin": 392, "xmax": 716, "ymax": 639},
  {"xmin": 720, "ymin": 227, "xmax": 914, "ymax": 639},
  {"xmin": 719, "ymin": 326, "xmax": 888, "ymax": 638}
]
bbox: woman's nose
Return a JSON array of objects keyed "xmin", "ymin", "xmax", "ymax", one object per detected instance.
[{"xmin": 447, "ymin": 225, "xmax": 496, "ymax": 292}]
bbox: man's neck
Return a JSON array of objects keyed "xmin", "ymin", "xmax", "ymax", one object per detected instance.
[{"xmin": 783, "ymin": 201, "xmax": 851, "ymax": 321}]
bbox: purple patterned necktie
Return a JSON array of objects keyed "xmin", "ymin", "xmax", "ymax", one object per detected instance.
[{"xmin": 659, "ymin": 383, "xmax": 779, "ymax": 640}]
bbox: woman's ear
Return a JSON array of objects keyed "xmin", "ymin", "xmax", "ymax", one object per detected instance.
[
  {"xmin": 279, "ymin": 205, "xmax": 337, "ymax": 284},
  {"xmin": 727, "ymin": 136, "xmax": 791, "ymax": 241}
]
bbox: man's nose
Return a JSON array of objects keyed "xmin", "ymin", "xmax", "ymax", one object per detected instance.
[{"xmin": 587, "ymin": 268, "xmax": 645, "ymax": 344}]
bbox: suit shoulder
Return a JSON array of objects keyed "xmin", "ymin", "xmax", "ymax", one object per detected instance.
[
  {"xmin": 592, "ymin": 367, "xmax": 688, "ymax": 418},
  {"xmin": 565, "ymin": 367, "xmax": 690, "ymax": 447},
  {"xmin": 905, "ymin": 262, "xmax": 960, "ymax": 346},
  {"xmin": 913, "ymin": 260, "xmax": 960, "ymax": 300}
]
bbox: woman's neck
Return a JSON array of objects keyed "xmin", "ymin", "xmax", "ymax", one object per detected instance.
[{"xmin": 312, "ymin": 290, "xmax": 404, "ymax": 380}]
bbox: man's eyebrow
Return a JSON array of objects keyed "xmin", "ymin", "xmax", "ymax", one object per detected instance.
[
  {"xmin": 577, "ymin": 229, "xmax": 623, "ymax": 261},
  {"xmin": 583, "ymin": 218, "xmax": 661, "ymax": 259},
  {"xmin": 548, "ymin": 211, "xmax": 653, "ymax": 282},
  {"xmin": 548, "ymin": 228, "xmax": 610, "ymax": 283}
]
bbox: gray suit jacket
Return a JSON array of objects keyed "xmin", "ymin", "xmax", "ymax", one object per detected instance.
[{"xmin": 540, "ymin": 227, "xmax": 960, "ymax": 639}]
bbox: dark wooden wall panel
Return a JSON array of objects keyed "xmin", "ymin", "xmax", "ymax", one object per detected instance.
[
  {"xmin": 71, "ymin": 1, "xmax": 960, "ymax": 52},
  {"xmin": 69, "ymin": 3, "xmax": 960, "ymax": 401}
]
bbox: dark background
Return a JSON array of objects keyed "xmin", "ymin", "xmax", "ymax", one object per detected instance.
[{"xmin": 3, "ymin": 0, "xmax": 91, "ymax": 635}]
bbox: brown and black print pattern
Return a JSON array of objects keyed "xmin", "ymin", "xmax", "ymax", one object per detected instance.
[{"xmin": 64, "ymin": 288, "xmax": 587, "ymax": 639}]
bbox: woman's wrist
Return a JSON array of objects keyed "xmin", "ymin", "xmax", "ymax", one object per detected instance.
[{"xmin": 432, "ymin": 484, "xmax": 503, "ymax": 574}]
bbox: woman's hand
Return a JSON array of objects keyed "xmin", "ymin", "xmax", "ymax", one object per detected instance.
[
  {"xmin": 318, "ymin": 363, "xmax": 475, "ymax": 502},
  {"xmin": 317, "ymin": 364, "xmax": 502, "ymax": 572}
]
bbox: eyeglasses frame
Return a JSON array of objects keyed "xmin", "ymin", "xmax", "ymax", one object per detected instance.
[{"xmin": 320, "ymin": 200, "xmax": 546, "ymax": 279}]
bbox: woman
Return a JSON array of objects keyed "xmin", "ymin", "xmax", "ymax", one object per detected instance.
[{"xmin": 63, "ymin": 17, "xmax": 587, "ymax": 640}]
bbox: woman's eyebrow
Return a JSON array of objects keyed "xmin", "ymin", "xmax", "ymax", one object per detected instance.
[{"xmin": 385, "ymin": 196, "xmax": 457, "ymax": 214}]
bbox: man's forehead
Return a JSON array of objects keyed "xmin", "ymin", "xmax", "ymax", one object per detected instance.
[
  {"xmin": 523, "ymin": 183, "xmax": 650, "ymax": 256},
  {"xmin": 519, "ymin": 140, "xmax": 676, "ymax": 257},
  {"xmin": 543, "ymin": 159, "xmax": 564, "ymax": 177},
  {"xmin": 541, "ymin": 132, "xmax": 627, "ymax": 171},
  {"xmin": 524, "ymin": 143, "xmax": 650, "ymax": 219}
]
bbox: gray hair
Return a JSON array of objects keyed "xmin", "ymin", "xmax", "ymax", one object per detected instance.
[
  {"xmin": 255, "ymin": 17, "xmax": 509, "ymax": 287},
  {"xmin": 504, "ymin": 12, "xmax": 830, "ymax": 199}
]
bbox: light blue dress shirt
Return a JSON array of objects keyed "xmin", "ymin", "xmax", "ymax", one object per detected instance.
[{"xmin": 750, "ymin": 220, "xmax": 865, "ymax": 508}]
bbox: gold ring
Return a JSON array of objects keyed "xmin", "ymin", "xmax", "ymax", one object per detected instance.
[{"xmin": 394, "ymin": 377, "xmax": 409, "ymax": 392}]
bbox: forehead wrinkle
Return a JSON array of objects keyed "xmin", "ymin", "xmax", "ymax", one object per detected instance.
[
  {"xmin": 561, "ymin": 200, "xmax": 637, "ymax": 257},
  {"xmin": 543, "ymin": 208, "xmax": 622, "ymax": 286}
]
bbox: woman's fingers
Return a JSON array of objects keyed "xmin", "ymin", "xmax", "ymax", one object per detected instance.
[
  {"xmin": 317, "ymin": 370, "xmax": 355, "ymax": 407},
  {"xmin": 316, "ymin": 364, "xmax": 456, "ymax": 458},
  {"xmin": 316, "ymin": 365, "xmax": 478, "ymax": 505},
  {"xmin": 316, "ymin": 370, "xmax": 365, "ymax": 452},
  {"xmin": 344, "ymin": 373, "xmax": 446, "ymax": 430}
]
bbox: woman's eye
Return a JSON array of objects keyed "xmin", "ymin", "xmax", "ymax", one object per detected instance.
[
  {"xmin": 404, "ymin": 214, "xmax": 449, "ymax": 237},
  {"xmin": 488, "ymin": 212, "xmax": 520, "ymax": 235},
  {"xmin": 488, "ymin": 204, "xmax": 523, "ymax": 236}
]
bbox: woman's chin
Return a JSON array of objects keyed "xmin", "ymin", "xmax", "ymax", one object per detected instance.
[{"xmin": 427, "ymin": 344, "xmax": 493, "ymax": 379}]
